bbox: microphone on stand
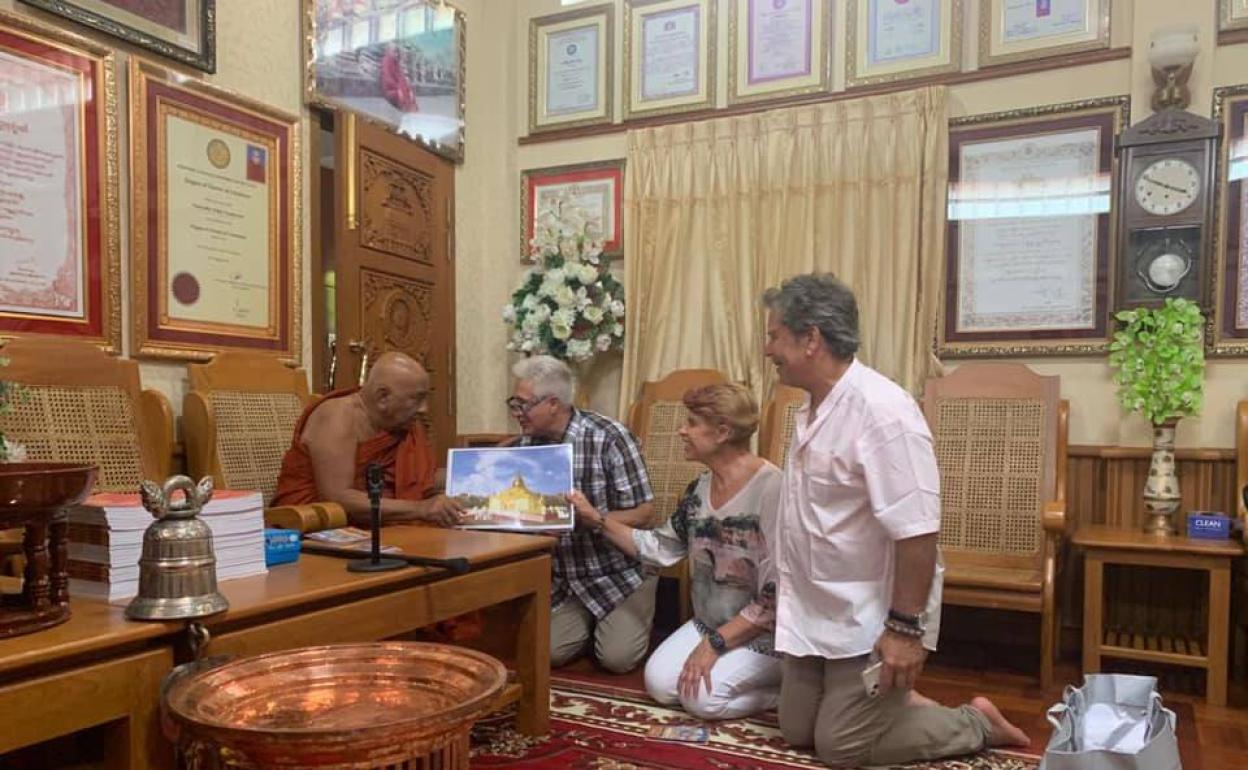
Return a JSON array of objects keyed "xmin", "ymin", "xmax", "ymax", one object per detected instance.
[{"xmin": 347, "ymin": 462, "xmax": 406, "ymax": 573}]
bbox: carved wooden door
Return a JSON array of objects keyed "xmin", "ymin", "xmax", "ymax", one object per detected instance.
[{"xmin": 333, "ymin": 113, "xmax": 455, "ymax": 462}]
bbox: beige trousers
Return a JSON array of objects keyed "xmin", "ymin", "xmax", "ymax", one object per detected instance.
[
  {"xmin": 779, "ymin": 654, "xmax": 990, "ymax": 767},
  {"xmin": 550, "ymin": 575, "xmax": 658, "ymax": 674}
]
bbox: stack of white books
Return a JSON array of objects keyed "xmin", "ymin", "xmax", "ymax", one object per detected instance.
[{"xmin": 68, "ymin": 489, "xmax": 268, "ymax": 603}]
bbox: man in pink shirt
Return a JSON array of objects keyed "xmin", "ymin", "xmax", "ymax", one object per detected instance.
[{"xmin": 762, "ymin": 274, "xmax": 1029, "ymax": 766}]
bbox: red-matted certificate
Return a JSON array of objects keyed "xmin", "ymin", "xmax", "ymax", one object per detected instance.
[
  {"xmin": 0, "ymin": 12, "xmax": 119, "ymax": 351},
  {"xmin": 129, "ymin": 56, "xmax": 300, "ymax": 362},
  {"xmin": 521, "ymin": 160, "xmax": 624, "ymax": 262}
]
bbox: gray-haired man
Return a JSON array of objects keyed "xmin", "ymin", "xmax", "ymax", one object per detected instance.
[
  {"xmin": 509, "ymin": 355, "xmax": 659, "ymax": 673},
  {"xmin": 762, "ymin": 274, "xmax": 1029, "ymax": 766}
]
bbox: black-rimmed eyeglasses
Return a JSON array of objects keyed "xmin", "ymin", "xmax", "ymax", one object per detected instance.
[{"xmin": 506, "ymin": 395, "xmax": 551, "ymax": 415}]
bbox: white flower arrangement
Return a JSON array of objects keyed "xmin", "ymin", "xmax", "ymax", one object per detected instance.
[{"xmin": 504, "ymin": 192, "xmax": 624, "ymax": 363}]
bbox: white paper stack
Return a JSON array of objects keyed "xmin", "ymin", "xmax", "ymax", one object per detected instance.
[{"xmin": 68, "ymin": 489, "xmax": 268, "ymax": 603}]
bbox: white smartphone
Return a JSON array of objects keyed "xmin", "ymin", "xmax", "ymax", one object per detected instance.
[{"xmin": 861, "ymin": 660, "xmax": 883, "ymax": 698}]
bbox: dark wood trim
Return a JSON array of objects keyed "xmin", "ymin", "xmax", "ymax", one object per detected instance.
[
  {"xmin": 1069, "ymin": 444, "xmax": 1237, "ymax": 461},
  {"xmin": 518, "ymin": 46, "xmax": 1131, "ymax": 146},
  {"xmin": 1218, "ymin": 28, "xmax": 1248, "ymax": 47}
]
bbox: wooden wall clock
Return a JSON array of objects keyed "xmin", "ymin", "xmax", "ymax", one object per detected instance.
[{"xmin": 1114, "ymin": 108, "xmax": 1220, "ymax": 309}]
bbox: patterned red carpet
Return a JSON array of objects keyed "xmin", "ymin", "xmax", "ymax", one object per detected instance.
[{"xmin": 470, "ymin": 673, "xmax": 1040, "ymax": 770}]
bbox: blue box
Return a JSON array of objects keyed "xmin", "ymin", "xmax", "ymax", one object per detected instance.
[
  {"xmin": 1186, "ymin": 512, "xmax": 1231, "ymax": 540},
  {"xmin": 264, "ymin": 528, "xmax": 302, "ymax": 566}
]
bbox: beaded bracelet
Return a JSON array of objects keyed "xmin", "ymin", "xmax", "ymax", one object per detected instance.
[{"xmin": 883, "ymin": 618, "xmax": 924, "ymax": 638}]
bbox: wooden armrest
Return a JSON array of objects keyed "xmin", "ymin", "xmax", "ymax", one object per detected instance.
[
  {"xmin": 1042, "ymin": 501, "xmax": 1066, "ymax": 536},
  {"xmin": 139, "ymin": 389, "xmax": 175, "ymax": 480}
]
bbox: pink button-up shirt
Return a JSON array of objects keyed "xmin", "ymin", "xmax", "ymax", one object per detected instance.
[{"xmin": 773, "ymin": 359, "xmax": 943, "ymax": 659}]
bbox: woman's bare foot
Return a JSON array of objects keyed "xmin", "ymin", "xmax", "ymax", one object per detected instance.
[
  {"xmin": 907, "ymin": 691, "xmax": 938, "ymax": 708},
  {"xmin": 970, "ymin": 696, "xmax": 1030, "ymax": 748}
]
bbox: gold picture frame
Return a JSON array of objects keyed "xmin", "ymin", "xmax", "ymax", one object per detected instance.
[
  {"xmin": 304, "ymin": 0, "xmax": 466, "ymax": 163},
  {"xmin": 1208, "ymin": 84, "xmax": 1248, "ymax": 356},
  {"xmin": 529, "ymin": 4, "xmax": 614, "ymax": 134},
  {"xmin": 129, "ymin": 57, "xmax": 302, "ymax": 363},
  {"xmin": 1220, "ymin": 0, "xmax": 1248, "ymax": 41},
  {"xmin": 521, "ymin": 160, "xmax": 625, "ymax": 263},
  {"xmin": 727, "ymin": 0, "xmax": 832, "ymax": 106},
  {"xmin": 940, "ymin": 96, "xmax": 1129, "ymax": 358},
  {"xmin": 845, "ymin": 0, "xmax": 962, "ymax": 88},
  {"xmin": 978, "ymin": 0, "xmax": 1110, "ymax": 69},
  {"xmin": 623, "ymin": 0, "xmax": 716, "ymax": 120},
  {"xmin": 0, "ymin": 10, "xmax": 121, "ymax": 353}
]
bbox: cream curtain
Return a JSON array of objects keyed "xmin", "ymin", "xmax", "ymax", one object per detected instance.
[{"xmin": 620, "ymin": 87, "xmax": 948, "ymax": 414}]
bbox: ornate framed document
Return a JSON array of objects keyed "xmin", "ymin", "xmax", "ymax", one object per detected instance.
[
  {"xmin": 129, "ymin": 57, "xmax": 300, "ymax": 362},
  {"xmin": 623, "ymin": 0, "xmax": 715, "ymax": 120},
  {"xmin": 20, "ymin": 0, "xmax": 215, "ymax": 72},
  {"xmin": 521, "ymin": 160, "xmax": 624, "ymax": 262},
  {"xmin": 306, "ymin": 0, "xmax": 465, "ymax": 162},
  {"xmin": 1210, "ymin": 85, "xmax": 1248, "ymax": 356},
  {"xmin": 978, "ymin": 0, "xmax": 1110, "ymax": 68},
  {"xmin": 727, "ymin": 0, "xmax": 831, "ymax": 106},
  {"xmin": 941, "ymin": 97, "xmax": 1127, "ymax": 357},
  {"xmin": 1220, "ymin": 0, "xmax": 1248, "ymax": 38},
  {"xmin": 529, "ymin": 5, "xmax": 613, "ymax": 134},
  {"xmin": 0, "ymin": 12, "xmax": 120, "ymax": 352},
  {"xmin": 845, "ymin": 0, "xmax": 962, "ymax": 88}
]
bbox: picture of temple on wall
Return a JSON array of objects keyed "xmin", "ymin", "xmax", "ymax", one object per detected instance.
[{"xmin": 445, "ymin": 444, "xmax": 575, "ymax": 531}]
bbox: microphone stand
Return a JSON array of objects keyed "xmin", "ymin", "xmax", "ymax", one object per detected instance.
[{"xmin": 347, "ymin": 463, "xmax": 406, "ymax": 573}]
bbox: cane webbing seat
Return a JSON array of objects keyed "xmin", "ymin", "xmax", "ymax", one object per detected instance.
[{"xmin": 759, "ymin": 385, "xmax": 806, "ymax": 468}]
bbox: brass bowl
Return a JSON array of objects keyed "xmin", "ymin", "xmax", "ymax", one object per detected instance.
[{"xmin": 163, "ymin": 642, "xmax": 507, "ymax": 768}]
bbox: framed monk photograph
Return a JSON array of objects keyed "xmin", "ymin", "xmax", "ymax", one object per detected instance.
[
  {"xmin": 978, "ymin": 0, "xmax": 1110, "ymax": 68},
  {"xmin": 0, "ymin": 11, "xmax": 121, "ymax": 352},
  {"xmin": 940, "ymin": 96, "xmax": 1128, "ymax": 357},
  {"xmin": 305, "ymin": 0, "xmax": 465, "ymax": 162},
  {"xmin": 845, "ymin": 0, "xmax": 962, "ymax": 88},
  {"xmin": 129, "ymin": 57, "xmax": 301, "ymax": 362},
  {"xmin": 529, "ymin": 4, "xmax": 613, "ymax": 134},
  {"xmin": 521, "ymin": 160, "xmax": 624, "ymax": 262},
  {"xmin": 1209, "ymin": 84, "xmax": 1248, "ymax": 356},
  {"xmin": 623, "ymin": 0, "xmax": 716, "ymax": 120},
  {"xmin": 20, "ymin": 0, "xmax": 216, "ymax": 72},
  {"xmin": 727, "ymin": 0, "xmax": 832, "ymax": 106}
]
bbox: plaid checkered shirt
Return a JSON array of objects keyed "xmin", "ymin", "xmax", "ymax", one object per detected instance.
[{"xmin": 520, "ymin": 408, "xmax": 654, "ymax": 619}]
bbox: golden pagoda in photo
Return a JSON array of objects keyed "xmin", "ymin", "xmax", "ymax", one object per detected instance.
[{"xmin": 487, "ymin": 473, "xmax": 546, "ymax": 521}]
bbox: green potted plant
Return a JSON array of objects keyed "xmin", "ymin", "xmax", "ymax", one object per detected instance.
[{"xmin": 1107, "ymin": 298, "xmax": 1205, "ymax": 535}]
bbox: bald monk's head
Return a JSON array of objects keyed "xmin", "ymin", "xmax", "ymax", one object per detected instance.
[{"xmin": 361, "ymin": 352, "xmax": 430, "ymax": 433}]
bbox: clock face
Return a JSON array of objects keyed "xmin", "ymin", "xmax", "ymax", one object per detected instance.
[{"xmin": 1133, "ymin": 158, "xmax": 1201, "ymax": 216}]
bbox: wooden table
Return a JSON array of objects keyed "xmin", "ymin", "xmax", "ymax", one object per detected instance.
[
  {"xmin": 1074, "ymin": 525, "xmax": 1243, "ymax": 706},
  {"xmin": 0, "ymin": 528, "xmax": 552, "ymax": 768}
]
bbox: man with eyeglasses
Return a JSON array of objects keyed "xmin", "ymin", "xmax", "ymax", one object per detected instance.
[{"xmin": 509, "ymin": 355, "xmax": 658, "ymax": 674}]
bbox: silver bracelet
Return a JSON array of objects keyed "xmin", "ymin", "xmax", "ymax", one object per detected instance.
[{"xmin": 883, "ymin": 618, "xmax": 924, "ymax": 638}]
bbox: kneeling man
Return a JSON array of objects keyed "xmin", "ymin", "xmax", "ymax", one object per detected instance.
[{"xmin": 272, "ymin": 351, "xmax": 462, "ymax": 527}]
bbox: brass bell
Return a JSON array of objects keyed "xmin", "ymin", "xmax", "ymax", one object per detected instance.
[{"xmin": 125, "ymin": 476, "xmax": 229, "ymax": 621}]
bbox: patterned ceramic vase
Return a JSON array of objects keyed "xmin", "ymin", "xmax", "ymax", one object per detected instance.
[{"xmin": 1142, "ymin": 419, "xmax": 1180, "ymax": 535}]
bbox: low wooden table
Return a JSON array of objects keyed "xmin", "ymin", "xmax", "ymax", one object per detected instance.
[
  {"xmin": 1074, "ymin": 525, "xmax": 1243, "ymax": 706},
  {"xmin": 0, "ymin": 527, "xmax": 552, "ymax": 768}
]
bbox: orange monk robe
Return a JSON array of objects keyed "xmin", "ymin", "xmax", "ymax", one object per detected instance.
[
  {"xmin": 270, "ymin": 387, "xmax": 481, "ymax": 642},
  {"xmin": 272, "ymin": 387, "xmax": 436, "ymax": 507}
]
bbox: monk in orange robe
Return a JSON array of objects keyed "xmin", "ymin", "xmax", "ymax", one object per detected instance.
[{"xmin": 272, "ymin": 352, "xmax": 462, "ymax": 527}]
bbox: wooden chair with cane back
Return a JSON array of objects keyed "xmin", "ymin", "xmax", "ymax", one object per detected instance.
[
  {"xmin": 627, "ymin": 369, "xmax": 731, "ymax": 625},
  {"xmin": 758, "ymin": 384, "xmax": 806, "ymax": 468},
  {"xmin": 922, "ymin": 363, "xmax": 1069, "ymax": 688},
  {"xmin": 182, "ymin": 352, "xmax": 312, "ymax": 507}
]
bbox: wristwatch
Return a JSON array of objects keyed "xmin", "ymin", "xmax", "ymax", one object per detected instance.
[{"xmin": 706, "ymin": 630, "xmax": 727, "ymax": 654}]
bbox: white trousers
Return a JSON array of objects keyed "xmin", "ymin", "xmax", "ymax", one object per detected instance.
[{"xmin": 644, "ymin": 620, "xmax": 782, "ymax": 720}]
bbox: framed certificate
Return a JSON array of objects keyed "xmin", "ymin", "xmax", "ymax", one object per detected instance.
[
  {"xmin": 941, "ymin": 97, "xmax": 1128, "ymax": 357},
  {"xmin": 21, "ymin": 0, "xmax": 214, "ymax": 72},
  {"xmin": 1220, "ymin": 0, "xmax": 1248, "ymax": 40},
  {"xmin": 624, "ymin": 0, "xmax": 715, "ymax": 120},
  {"xmin": 1210, "ymin": 85, "xmax": 1248, "ymax": 356},
  {"xmin": 521, "ymin": 160, "xmax": 624, "ymax": 263},
  {"xmin": 305, "ymin": 0, "xmax": 465, "ymax": 162},
  {"xmin": 0, "ymin": 11, "xmax": 120, "ymax": 352},
  {"xmin": 727, "ymin": 0, "xmax": 831, "ymax": 105},
  {"xmin": 529, "ymin": 5, "xmax": 613, "ymax": 134},
  {"xmin": 129, "ymin": 57, "xmax": 301, "ymax": 362},
  {"xmin": 846, "ymin": 0, "xmax": 962, "ymax": 88},
  {"xmin": 979, "ymin": 0, "xmax": 1110, "ymax": 68}
]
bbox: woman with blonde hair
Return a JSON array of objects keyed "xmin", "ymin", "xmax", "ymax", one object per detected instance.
[{"xmin": 572, "ymin": 382, "xmax": 781, "ymax": 719}]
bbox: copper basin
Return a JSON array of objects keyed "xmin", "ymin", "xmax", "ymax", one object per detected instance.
[
  {"xmin": 0, "ymin": 462, "xmax": 97, "ymax": 522},
  {"xmin": 163, "ymin": 642, "xmax": 508, "ymax": 767}
]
